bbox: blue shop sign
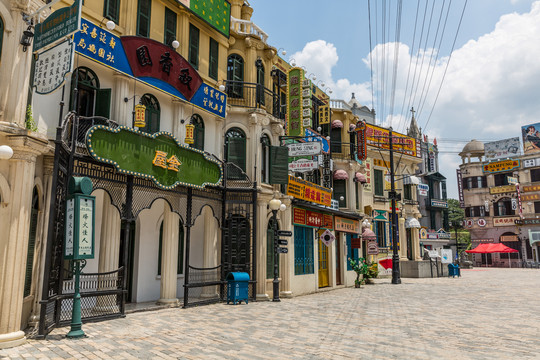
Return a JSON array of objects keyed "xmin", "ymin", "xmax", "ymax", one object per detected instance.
[{"xmin": 304, "ymin": 128, "xmax": 329, "ymax": 153}]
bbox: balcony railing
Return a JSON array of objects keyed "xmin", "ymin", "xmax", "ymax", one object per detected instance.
[
  {"xmin": 330, "ymin": 141, "xmax": 359, "ymax": 161},
  {"xmin": 224, "ymin": 80, "xmax": 281, "ymax": 118},
  {"xmin": 230, "ymin": 17, "xmax": 269, "ymax": 43}
]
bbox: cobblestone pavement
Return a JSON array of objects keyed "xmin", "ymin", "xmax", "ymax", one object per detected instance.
[{"xmin": 2, "ymin": 268, "xmax": 540, "ymax": 360}]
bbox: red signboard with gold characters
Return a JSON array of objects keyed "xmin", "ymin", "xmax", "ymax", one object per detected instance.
[
  {"xmin": 293, "ymin": 207, "xmax": 333, "ymax": 230},
  {"xmin": 287, "ymin": 175, "xmax": 332, "ymax": 207}
]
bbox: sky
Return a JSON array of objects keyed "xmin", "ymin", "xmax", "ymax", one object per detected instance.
[{"xmin": 248, "ymin": 0, "xmax": 540, "ymax": 199}]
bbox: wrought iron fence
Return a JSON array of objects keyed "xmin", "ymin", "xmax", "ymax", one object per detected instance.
[
  {"xmin": 184, "ymin": 265, "xmax": 223, "ymax": 307},
  {"xmin": 62, "ymin": 111, "xmax": 119, "ymax": 149},
  {"xmin": 224, "ymin": 80, "xmax": 280, "ymax": 118}
]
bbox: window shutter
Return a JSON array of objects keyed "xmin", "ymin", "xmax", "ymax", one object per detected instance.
[
  {"xmin": 158, "ymin": 222, "xmax": 163, "ymax": 276},
  {"xmin": 269, "ymin": 146, "xmax": 289, "ymax": 184},
  {"xmin": 95, "ymin": 88, "xmax": 111, "ymax": 118},
  {"xmin": 374, "ymin": 169, "xmax": 383, "ymax": 196},
  {"xmin": 209, "ymin": 38, "xmax": 219, "ymax": 80},
  {"xmin": 23, "ymin": 209, "xmax": 39, "ymax": 297},
  {"xmin": 333, "ymin": 180, "xmax": 347, "ymax": 207},
  {"xmin": 177, "ymin": 225, "xmax": 184, "ymax": 274},
  {"xmin": 227, "ymin": 137, "xmax": 246, "ymax": 171}
]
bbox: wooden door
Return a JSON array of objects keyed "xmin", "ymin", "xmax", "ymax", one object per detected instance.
[
  {"xmin": 335, "ymin": 233, "xmax": 341, "ymax": 285},
  {"xmin": 318, "ymin": 231, "xmax": 329, "ymax": 288}
]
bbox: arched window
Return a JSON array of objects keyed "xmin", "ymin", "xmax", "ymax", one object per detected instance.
[
  {"xmin": 255, "ymin": 59, "xmax": 265, "ymax": 105},
  {"xmin": 24, "ymin": 187, "xmax": 39, "ymax": 297},
  {"xmin": 225, "ymin": 127, "xmax": 246, "ymax": 177},
  {"xmin": 190, "ymin": 114, "xmax": 204, "ymax": 151},
  {"xmin": 70, "ymin": 67, "xmax": 111, "ymax": 118},
  {"xmin": 227, "ymin": 54, "xmax": 244, "ymax": 98},
  {"xmin": 0, "ymin": 16, "xmax": 4, "ymax": 60},
  {"xmin": 139, "ymin": 93, "xmax": 160, "ymax": 134},
  {"xmin": 266, "ymin": 217, "xmax": 279, "ymax": 279},
  {"xmin": 495, "ymin": 198, "xmax": 513, "ymax": 217},
  {"xmin": 158, "ymin": 220, "xmax": 185, "ymax": 275},
  {"xmin": 261, "ymin": 134, "xmax": 270, "ymax": 184}
]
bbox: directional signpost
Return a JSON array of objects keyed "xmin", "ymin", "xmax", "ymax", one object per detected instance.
[
  {"xmin": 277, "ymin": 239, "xmax": 288, "ymax": 246},
  {"xmin": 277, "ymin": 230, "xmax": 292, "ymax": 237},
  {"xmin": 277, "ymin": 248, "xmax": 288, "ymax": 254}
]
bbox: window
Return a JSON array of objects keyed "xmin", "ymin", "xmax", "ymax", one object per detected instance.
[
  {"xmin": 190, "ymin": 114, "xmax": 204, "ymax": 151},
  {"xmin": 531, "ymin": 168, "xmax": 540, "ymax": 182},
  {"xmin": 463, "ymin": 176, "xmax": 487, "ymax": 189},
  {"xmin": 266, "ymin": 217, "xmax": 279, "ymax": 279},
  {"xmin": 209, "ymin": 38, "xmax": 219, "ymax": 80},
  {"xmin": 24, "ymin": 188, "xmax": 39, "ymax": 297},
  {"xmin": 346, "ymin": 234, "xmax": 359, "ymax": 270},
  {"xmin": 330, "ymin": 127, "xmax": 341, "ymax": 153},
  {"xmin": 0, "ymin": 16, "xmax": 4, "ymax": 59},
  {"xmin": 465, "ymin": 205, "xmax": 489, "ymax": 217},
  {"xmin": 261, "ymin": 134, "xmax": 270, "ymax": 184},
  {"xmin": 188, "ymin": 24, "xmax": 199, "ymax": 69},
  {"xmin": 404, "ymin": 184, "xmax": 412, "ymax": 200},
  {"xmin": 158, "ymin": 221, "xmax": 185, "ymax": 275},
  {"xmin": 255, "ymin": 59, "xmax": 265, "ymax": 105},
  {"xmin": 70, "ymin": 67, "xmax": 111, "ymax": 118},
  {"xmin": 494, "ymin": 172, "xmax": 512, "ymax": 186},
  {"xmin": 535, "ymin": 201, "xmax": 540, "ymax": 214},
  {"xmin": 227, "ymin": 54, "xmax": 244, "ymax": 98},
  {"xmin": 225, "ymin": 127, "xmax": 246, "ymax": 177},
  {"xmin": 139, "ymin": 93, "xmax": 160, "ymax": 134},
  {"xmin": 164, "ymin": 7, "xmax": 177, "ymax": 47},
  {"xmin": 333, "ymin": 179, "xmax": 347, "ymax": 208},
  {"xmin": 294, "ymin": 226, "xmax": 314, "ymax": 275},
  {"xmin": 494, "ymin": 198, "xmax": 513, "ymax": 216},
  {"xmin": 374, "ymin": 169, "xmax": 384, "ymax": 196},
  {"xmin": 136, "ymin": 0, "xmax": 151, "ymax": 37},
  {"xmin": 375, "ymin": 221, "xmax": 387, "ymax": 248},
  {"xmin": 103, "ymin": 0, "xmax": 120, "ymax": 24}
]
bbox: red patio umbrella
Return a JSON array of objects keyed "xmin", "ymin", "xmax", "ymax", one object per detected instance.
[{"xmin": 466, "ymin": 243, "xmax": 518, "ymax": 267}]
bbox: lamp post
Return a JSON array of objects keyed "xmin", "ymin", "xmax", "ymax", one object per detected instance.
[
  {"xmin": 388, "ymin": 127, "xmax": 401, "ymax": 284},
  {"xmin": 269, "ymin": 198, "xmax": 284, "ymax": 302}
]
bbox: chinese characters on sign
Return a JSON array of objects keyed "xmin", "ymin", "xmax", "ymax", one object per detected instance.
[
  {"xmin": 334, "ymin": 217, "xmax": 360, "ymax": 233},
  {"xmin": 493, "ymin": 216, "xmax": 520, "ymax": 226},
  {"xmin": 482, "ymin": 159, "xmax": 520, "ymax": 173},
  {"xmin": 355, "ymin": 121, "xmax": 367, "ymax": 161},
  {"xmin": 152, "ymin": 150, "xmax": 182, "ymax": 172},
  {"xmin": 364, "ymin": 159, "xmax": 373, "ymax": 192},
  {"xmin": 65, "ymin": 195, "xmax": 95, "ymax": 260},
  {"xmin": 365, "ymin": 123, "xmax": 420, "ymax": 157},
  {"xmin": 33, "ymin": 0, "xmax": 81, "ymax": 52},
  {"xmin": 34, "ymin": 39, "xmax": 74, "ymax": 94},
  {"xmin": 78, "ymin": 198, "xmax": 94, "ymax": 256},
  {"xmin": 293, "ymin": 207, "xmax": 333, "ymax": 229},
  {"xmin": 65, "ymin": 199, "xmax": 75, "ymax": 257},
  {"xmin": 75, "ymin": 19, "xmax": 120, "ymax": 68},
  {"xmin": 287, "ymin": 68, "xmax": 304, "ymax": 137},
  {"xmin": 287, "ymin": 175, "xmax": 332, "ymax": 207},
  {"xmin": 456, "ymin": 169, "xmax": 464, "ymax": 207}
]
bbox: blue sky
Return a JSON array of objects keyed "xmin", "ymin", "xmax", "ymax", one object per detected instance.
[{"xmin": 249, "ymin": 0, "xmax": 540, "ymax": 199}]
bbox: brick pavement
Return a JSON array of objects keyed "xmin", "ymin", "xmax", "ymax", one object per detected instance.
[{"xmin": 1, "ymin": 268, "xmax": 539, "ymax": 360}]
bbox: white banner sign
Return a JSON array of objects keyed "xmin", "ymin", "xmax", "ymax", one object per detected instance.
[
  {"xmin": 484, "ymin": 137, "xmax": 521, "ymax": 160},
  {"xmin": 288, "ymin": 159, "xmax": 318, "ymax": 172},
  {"xmin": 441, "ymin": 249, "xmax": 453, "ymax": 264},
  {"xmin": 34, "ymin": 39, "xmax": 74, "ymax": 94},
  {"xmin": 288, "ymin": 142, "xmax": 322, "ymax": 156},
  {"xmin": 418, "ymin": 183, "xmax": 429, "ymax": 196}
]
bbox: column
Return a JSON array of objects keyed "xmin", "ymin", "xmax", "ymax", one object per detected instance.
[
  {"xmin": 201, "ymin": 209, "xmax": 219, "ymax": 298},
  {"xmin": 0, "ymin": 146, "xmax": 40, "ymax": 349},
  {"xmin": 255, "ymin": 199, "xmax": 269, "ymax": 301},
  {"xmin": 280, "ymin": 197, "xmax": 293, "ymax": 298},
  {"xmin": 399, "ymin": 217, "xmax": 407, "ymax": 260},
  {"xmin": 412, "ymin": 228, "xmax": 422, "ymax": 260},
  {"xmin": 93, "ymin": 194, "xmax": 121, "ymax": 313},
  {"xmin": 158, "ymin": 204, "xmax": 179, "ymax": 304},
  {"xmin": 112, "ymin": 75, "xmax": 132, "ymax": 126}
]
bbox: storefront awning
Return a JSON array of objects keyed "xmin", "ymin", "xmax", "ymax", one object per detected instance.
[
  {"xmin": 292, "ymin": 199, "xmax": 363, "ymax": 220},
  {"xmin": 332, "ymin": 120, "xmax": 344, "ymax": 129},
  {"xmin": 354, "ymin": 172, "xmax": 367, "ymax": 184},
  {"xmin": 405, "ymin": 217, "xmax": 421, "ymax": 228},
  {"xmin": 403, "ymin": 175, "xmax": 420, "ymax": 185},
  {"xmin": 333, "ymin": 169, "xmax": 349, "ymax": 180},
  {"xmin": 362, "ymin": 228, "xmax": 376, "ymax": 240}
]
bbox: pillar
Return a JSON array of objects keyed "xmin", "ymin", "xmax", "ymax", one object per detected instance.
[
  {"xmin": 0, "ymin": 143, "xmax": 42, "ymax": 349},
  {"xmin": 201, "ymin": 209, "xmax": 219, "ymax": 298},
  {"xmin": 412, "ymin": 227, "xmax": 422, "ymax": 260},
  {"xmin": 93, "ymin": 194, "xmax": 121, "ymax": 312},
  {"xmin": 112, "ymin": 74, "xmax": 132, "ymax": 127},
  {"xmin": 255, "ymin": 198, "xmax": 269, "ymax": 301},
  {"xmin": 280, "ymin": 197, "xmax": 293, "ymax": 298},
  {"xmin": 399, "ymin": 217, "xmax": 407, "ymax": 260},
  {"xmin": 158, "ymin": 203, "xmax": 179, "ymax": 304}
]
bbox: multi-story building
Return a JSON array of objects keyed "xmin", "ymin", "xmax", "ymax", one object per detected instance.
[{"xmin": 459, "ymin": 138, "xmax": 538, "ymax": 267}]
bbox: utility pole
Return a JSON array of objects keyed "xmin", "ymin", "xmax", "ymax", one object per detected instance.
[{"xmin": 389, "ymin": 127, "xmax": 401, "ymax": 284}]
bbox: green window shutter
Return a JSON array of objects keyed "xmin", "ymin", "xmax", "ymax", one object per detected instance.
[
  {"xmin": 333, "ymin": 179, "xmax": 347, "ymax": 207},
  {"xmin": 269, "ymin": 146, "xmax": 289, "ymax": 184},
  {"xmin": 188, "ymin": 24, "xmax": 199, "ymax": 69},
  {"xmin": 95, "ymin": 88, "xmax": 111, "ymax": 118},
  {"xmin": 137, "ymin": 0, "xmax": 151, "ymax": 37},
  {"xmin": 158, "ymin": 222, "xmax": 163, "ymax": 276},
  {"xmin": 23, "ymin": 208, "xmax": 39, "ymax": 297},
  {"xmin": 164, "ymin": 7, "xmax": 177, "ymax": 47},
  {"xmin": 209, "ymin": 38, "xmax": 219, "ymax": 80},
  {"xmin": 227, "ymin": 137, "xmax": 246, "ymax": 171},
  {"xmin": 374, "ymin": 169, "xmax": 383, "ymax": 196},
  {"xmin": 104, "ymin": 0, "xmax": 120, "ymax": 23},
  {"xmin": 193, "ymin": 125, "xmax": 204, "ymax": 150}
]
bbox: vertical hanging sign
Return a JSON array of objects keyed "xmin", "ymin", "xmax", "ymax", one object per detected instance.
[
  {"xmin": 64, "ymin": 194, "xmax": 95, "ymax": 260},
  {"xmin": 456, "ymin": 169, "xmax": 465, "ymax": 208},
  {"xmin": 287, "ymin": 68, "xmax": 304, "ymax": 137}
]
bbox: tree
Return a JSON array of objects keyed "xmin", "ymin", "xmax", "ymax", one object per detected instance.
[{"xmin": 447, "ymin": 199, "xmax": 469, "ymax": 258}]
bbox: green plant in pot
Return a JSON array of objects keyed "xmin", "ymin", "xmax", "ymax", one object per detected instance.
[
  {"xmin": 349, "ymin": 257, "xmax": 368, "ymax": 288},
  {"xmin": 365, "ymin": 262, "xmax": 379, "ymax": 284}
]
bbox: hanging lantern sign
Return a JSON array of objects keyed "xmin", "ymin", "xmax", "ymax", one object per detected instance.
[
  {"xmin": 134, "ymin": 104, "xmax": 146, "ymax": 128},
  {"xmin": 185, "ymin": 124, "xmax": 195, "ymax": 144}
]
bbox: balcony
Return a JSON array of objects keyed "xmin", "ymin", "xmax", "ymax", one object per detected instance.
[
  {"xmin": 224, "ymin": 80, "xmax": 281, "ymax": 118},
  {"xmin": 330, "ymin": 142, "xmax": 359, "ymax": 161},
  {"xmin": 230, "ymin": 17, "xmax": 268, "ymax": 43}
]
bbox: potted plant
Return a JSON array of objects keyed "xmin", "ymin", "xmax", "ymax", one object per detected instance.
[
  {"xmin": 365, "ymin": 262, "xmax": 379, "ymax": 284},
  {"xmin": 348, "ymin": 257, "xmax": 368, "ymax": 288}
]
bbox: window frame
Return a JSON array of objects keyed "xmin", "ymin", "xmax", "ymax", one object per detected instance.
[
  {"xmin": 164, "ymin": 7, "xmax": 177, "ymax": 47},
  {"xmin": 139, "ymin": 93, "xmax": 160, "ymax": 134},
  {"xmin": 103, "ymin": 0, "xmax": 120, "ymax": 24},
  {"xmin": 260, "ymin": 134, "xmax": 271, "ymax": 184},
  {"xmin": 374, "ymin": 169, "xmax": 384, "ymax": 196},
  {"xmin": 209, "ymin": 37, "xmax": 219, "ymax": 80},
  {"xmin": 188, "ymin": 23, "xmax": 200, "ymax": 69},
  {"xmin": 294, "ymin": 226, "xmax": 314, "ymax": 275},
  {"xmin": 227, "ymin": 54, "xmax": 244, "ymax": 98},
  {"xmin": 189, "ymin": 113, "xmax": 205, "ymax": 151},
  {"xmin": 346, "ymin": 233, "xmax": 359, "ymax": 270},
  {"xmin": 136, "ymin": 0, "xmax": 151, "ymax": 37},
  {"xmin": 333, "ymin": 179, "xmax": 347, "ymax": 208}
]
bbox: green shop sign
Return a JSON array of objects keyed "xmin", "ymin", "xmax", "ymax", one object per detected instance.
[{"xmin": 86, "ymin": 126, "xmax": 222, "ymax": 190}]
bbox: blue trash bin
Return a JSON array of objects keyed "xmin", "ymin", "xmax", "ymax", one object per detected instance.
[
  {"xmin": 226, "ymin": 272, "xmax": 250, "ymax": 304},
  {"xmin": 448, "ymin": 264, "xmax": 461, "ymax": 278}
]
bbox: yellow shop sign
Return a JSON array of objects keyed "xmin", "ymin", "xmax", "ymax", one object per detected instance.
[{"xmin": 483, "ymin": 159, "xmax": 520, "ymax": 174}]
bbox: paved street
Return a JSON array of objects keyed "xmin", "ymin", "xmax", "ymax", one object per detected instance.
[{"xmin": 1, "ymin": 268, "xmax": 539, "ymax": 360}]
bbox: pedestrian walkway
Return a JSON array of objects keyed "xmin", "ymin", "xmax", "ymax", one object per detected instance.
[{"xmin": 1, "ymin": 268, "xmax": 539, "ymax": 359}]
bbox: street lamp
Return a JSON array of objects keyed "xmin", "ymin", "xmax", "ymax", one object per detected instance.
[{"xmin": 269, "ymin": 197, "xmax": 283, "ymax": 302}]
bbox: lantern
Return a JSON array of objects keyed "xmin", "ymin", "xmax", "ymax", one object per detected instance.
[
  {"xmin": 134, "ymin": 104, "xmax": 146, "ymax": 128},
  {"xmin": 185, "ymin": 124, "xmax": 194, "ymax": 144}
]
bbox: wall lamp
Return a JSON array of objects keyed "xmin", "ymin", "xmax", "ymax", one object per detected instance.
[
  {"xmin": 276, "ymin": 48, "xmax": 287, "ymax": 56},
  {"xmin": 290, "ymin": 58, "xmax": 296, "ymax": 66},
  {"xmin": 325, "ymin": 87, "xmax": 333, "ymax": 94},
  {"xmin": 171, "ymin": 40, "xmax": 180, "ymax": 49},
  {"xmin": 308, "ymin": 73, "xmax": 316, "ymax": 81},
  {"xmin": 316, "ymin": 80, "xmax": 326, "ymax": 87},
  {"xmin": 99, "ymin": 18, "xmax": 116, "ymax": 31},
  {"xmin": 20, "ymin": 26, "xmax": 34, "ymax": 52},
  {"xmin": 0, "ymin": 145, "xmax": 14, "ymax": 160}
]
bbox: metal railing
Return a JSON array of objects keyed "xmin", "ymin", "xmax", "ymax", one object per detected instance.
[
  {"xmin": 62, "ymin": 111, "xmax": 119, "ymax": 148},
  {"xmin": 224, "ymin": 80, "xmax": 280, "ymax": 117}
]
